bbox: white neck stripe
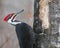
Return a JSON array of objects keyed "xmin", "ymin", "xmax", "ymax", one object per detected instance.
[{"xmin": 8, "ymin": 19, "xmax": 21, "ymax": 25}]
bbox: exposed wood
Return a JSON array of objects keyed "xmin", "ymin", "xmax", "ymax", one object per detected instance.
[{"xmin": 39, "ymin": 0, "xmax": 50, "ymax": 29}]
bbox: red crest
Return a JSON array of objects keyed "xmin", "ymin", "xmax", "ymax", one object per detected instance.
[{"xmin": 3, "ymin": 13, "xmax": 14, "ymax": 22}]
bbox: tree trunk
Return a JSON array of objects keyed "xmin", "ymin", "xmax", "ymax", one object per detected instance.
[{"xmin": 33, "ymin": 0, "xmax": 51, "ymax": 48}]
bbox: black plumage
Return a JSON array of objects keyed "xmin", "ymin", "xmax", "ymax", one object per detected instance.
[{"xmin": 15, "ymin": 23, "xmax": 35, "ymax": 48}]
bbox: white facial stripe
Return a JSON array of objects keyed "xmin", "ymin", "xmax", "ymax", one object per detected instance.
[
  {"xmin": 10, "ymin": 14, "xmax": 16, "ymax": 20},
  {"xmin": 8, "ymin": 20, "xmax": 21, "ymax": 25},
  {"xmin": 8, "ymin": 19, "xmax": 21, "ymax": 25}
]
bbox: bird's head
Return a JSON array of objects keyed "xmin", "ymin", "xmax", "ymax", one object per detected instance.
[
  {"xmin": 3, "ymin": 13, "xmax": 16, "ymax": 22},
  {"xmin": 3, "ymin": 9, "xmax": 24, "ymax": 23}
]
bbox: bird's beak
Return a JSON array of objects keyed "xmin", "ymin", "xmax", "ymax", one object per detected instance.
[
  {"xmin": 12, "ymin": 9, "xmax": 24, "ymax": 21},
  {"xmin": 15, "ymin": 9, "xmax": 24, "ymax": 15}
]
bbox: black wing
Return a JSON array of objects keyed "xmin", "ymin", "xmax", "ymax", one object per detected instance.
[{"xmin": 15, "ymin": 23, "xmax": 35, "ymax": 48}]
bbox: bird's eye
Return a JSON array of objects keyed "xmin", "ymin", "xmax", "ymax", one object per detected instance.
[
  {"xmin": 8, "ymin": 13, "xmax": 14, "ymax": 20},
  {"xmin": 8, "ymin": 15, "xmax": 12, "ymax": 19}
]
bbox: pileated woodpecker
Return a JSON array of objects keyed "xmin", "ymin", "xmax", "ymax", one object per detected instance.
[{"xmin": 3, "ymin": 10, "xmax": 35, "ymax": 48}]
